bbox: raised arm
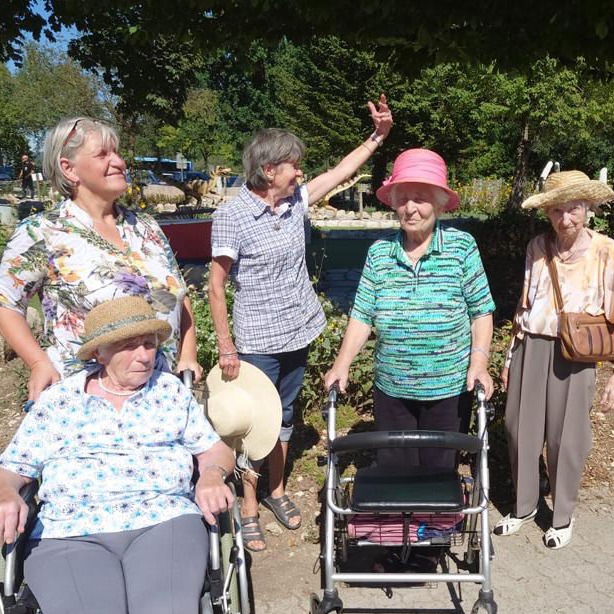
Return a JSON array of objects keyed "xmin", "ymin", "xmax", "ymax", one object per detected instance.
[
  {"xmin": 306, "ymin": 95, "xmax": 393, "ymax": 205},
  {"xmin": 324, "ymin": 318, "xmax": 372, "ymax": 393},
  {"xmin": 0, "ymin": 308, "xmax": 60, "ymax": 400}
]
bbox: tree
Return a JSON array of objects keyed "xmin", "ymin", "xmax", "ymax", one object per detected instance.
[
  {"xmin": 41, "ymin": 1, "xmax": 614, "ymax": 72},
  {"xmin": 0, "ymin": 65, "xmax": 28, "ymax": 165},
  {"xmin": 0, "ymin": 0, "xmax": 48, "ymax": 63},
  {"xmin": 10, "ymin": 43, "xmax": 107, "ymax": 151}
]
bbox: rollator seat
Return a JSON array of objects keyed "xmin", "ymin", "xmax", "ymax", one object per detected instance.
[{"xmin": 350, "ymin": 465, "xmax": 464, "ymax": 513}]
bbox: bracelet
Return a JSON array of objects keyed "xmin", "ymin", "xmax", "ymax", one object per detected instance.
[
  {"xmin": 470, "ymin": 347, "xmax": 490, "ymax": 359},
  {"xmin": 369, "ymin": 131, "xmax": 384, "ymax": 147},
  {"xmin": 202, "ymin": 464, "xmax": 228, "ymax": 481},
  {"xmin": 219, "ymin": 352, "xmax": 238, "ymax": 357},
  {"xmin": 361, "ymin": 142, "xmax": 377, "ymax": 155},
  {"xmin": 216, "ymin": 333, "xmax": 232, "ymax": 340}
]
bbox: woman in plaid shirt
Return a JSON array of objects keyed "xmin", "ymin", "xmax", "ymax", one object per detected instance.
[{"xmin": 209, "ymin": 96, "xmax": 393, "ymax": 551}]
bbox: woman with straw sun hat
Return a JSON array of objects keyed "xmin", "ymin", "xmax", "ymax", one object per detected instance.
[
  {"xmin": 325, "ymin": 148, "xmax": 495, "ymax": 573},
  {"xmin": 495, "ymin": 170, "xmax": 614, "ymax": 549},
  {"xmin": 0, "ymin": 296, "xmax": 235, "ymax": 614}
]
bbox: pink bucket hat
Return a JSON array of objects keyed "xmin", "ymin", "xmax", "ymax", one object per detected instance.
[{"xmin": 376, "ymin": 149, "xmax": 460, "ymax": 211}]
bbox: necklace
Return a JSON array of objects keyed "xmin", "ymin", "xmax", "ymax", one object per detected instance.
[{"xmin": 97, "ymin": 373, "xmax": 143, "ymax": 397}]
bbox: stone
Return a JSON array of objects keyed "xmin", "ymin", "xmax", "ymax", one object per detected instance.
[{"xmin": 265, "ymin": 522, "xmax": 283, "ymax": 536}]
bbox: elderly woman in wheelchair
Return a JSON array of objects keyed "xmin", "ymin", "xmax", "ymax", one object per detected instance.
[{"xmin": 0, "ymin": 296, "xmax": 235, "ymax": 614}]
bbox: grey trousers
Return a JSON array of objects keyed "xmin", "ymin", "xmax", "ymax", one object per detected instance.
[
  {"xmin": 505, "ymin": 334, "xmax": 595, "ymax": 527},
  {"xmin": 24, "ymin": 514, "xmax": 208, "ymax": 614}
]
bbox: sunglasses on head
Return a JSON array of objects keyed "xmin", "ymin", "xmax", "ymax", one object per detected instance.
[{"xmin": 61, "ymin": 119, "xmax": 101, "ymax": 149}]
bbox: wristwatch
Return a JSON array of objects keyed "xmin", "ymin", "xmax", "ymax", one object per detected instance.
[{"xmin": 370, "ymin": 131, "xmax": 384, "ymax": 147}]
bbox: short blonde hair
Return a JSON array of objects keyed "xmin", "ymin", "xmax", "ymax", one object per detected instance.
[{"xmin": 43, "ymin": 117, "xmax": 120, "ymax": 198}]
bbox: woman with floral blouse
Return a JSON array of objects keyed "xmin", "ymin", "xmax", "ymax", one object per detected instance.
[{"xmin": 0, "ymin": 117, "xmax": 202, "ymax": 400}]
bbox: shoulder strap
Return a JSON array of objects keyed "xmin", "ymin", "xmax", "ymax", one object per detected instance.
[{"xmin": 544, "ymin": 236, "xmax": 565, "ymax": 313}]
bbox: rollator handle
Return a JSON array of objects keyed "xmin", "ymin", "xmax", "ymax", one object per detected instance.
[
  {"xmin": 323, "ymin": 382, "xmax": 339, "ymax": 419},
  {"xmin": 474, "ymin": 379, "xmax": 486, "ymax": 402}
]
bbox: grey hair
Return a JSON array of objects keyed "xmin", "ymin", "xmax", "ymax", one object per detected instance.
[
  {"xmin": 43, "ymin": 117, "xmax": 120, "ymax": 198},
  {"xmin": 242, "ymin": 128, "xmax": 304, "ymax": 191}
]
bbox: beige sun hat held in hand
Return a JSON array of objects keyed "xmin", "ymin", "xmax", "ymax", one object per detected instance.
[{"xmin": 205, "ymin": 361, "xmax": 282, "ymax": 462}]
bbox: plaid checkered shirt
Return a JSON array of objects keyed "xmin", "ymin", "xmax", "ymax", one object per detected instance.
[{"xmin": 211, "ymin": 185, "xmax": 325, "ymax": 353}]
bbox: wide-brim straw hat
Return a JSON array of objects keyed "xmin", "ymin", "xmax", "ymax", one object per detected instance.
[
  {"xmin": 376, "ymin": 148, "xmax": 460, "ymax": 212},
  {"xmin": 77, "ymin": 296, "xmax": 172, "ymax": 361},
  {"xmin": 205, "ymin": 362, "xmax": 282, "ymax": 462},
  {"xmin": 521, "ymin": 170, "xmax": 614, "ymax": 210}
]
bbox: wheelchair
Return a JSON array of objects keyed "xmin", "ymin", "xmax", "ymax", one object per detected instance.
[
  {"xmin": 310, "ymin": 382, "xmax": 498, "ymax": 614},
  {"xmin": 0, "ymin": 371, "xmax": 250, "ymax": 614}
]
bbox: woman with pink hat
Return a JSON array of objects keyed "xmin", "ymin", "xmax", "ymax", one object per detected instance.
[{"xmin": 325, "ymin": 148, "xmax": 495, "ymax": 572}]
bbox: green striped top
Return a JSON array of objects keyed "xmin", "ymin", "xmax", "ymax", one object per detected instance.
[{"xmin": 350, "ymin": 221, "xmax": 495, "ymax": 400}]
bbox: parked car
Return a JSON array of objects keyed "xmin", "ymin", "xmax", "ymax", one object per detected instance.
[
  {"xmin": 168, "ymin": 170, "xmax": 210, "ymax": 183},
  {"xmin": 0, "ymin": 171, "xmax": 13, "ymax": 181},
  {"xmin": 125, "ymin": 170, "xmax": 167, "ymax": 185}
]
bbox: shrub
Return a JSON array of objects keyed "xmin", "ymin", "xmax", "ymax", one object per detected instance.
[{"xmin": 299, "ymin": 294, "xmax": 374, "ymax": 416}]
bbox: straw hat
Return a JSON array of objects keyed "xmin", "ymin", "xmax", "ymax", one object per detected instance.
[
  {"xmin": 77, "ymin": 296, "xmax": 172, "ymax": 361},
  {"xmin": 205, "ymin": 362, "xmax": 282, "ymax": 462},
  {"xmin": 376, "ymin": 148, "xmax": 460, "ymax": 211},
  {"xmin": 521, "ymin": 170, "xmax": 614, "ymax": 210}
]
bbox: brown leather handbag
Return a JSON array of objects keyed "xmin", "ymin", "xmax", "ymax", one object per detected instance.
[{"xmin": 545, "ymin": 240, "xmax": 614, "ymax": 362}]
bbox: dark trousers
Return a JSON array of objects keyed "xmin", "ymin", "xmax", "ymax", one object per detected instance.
[
  {"xmin": 239, "ymin": 346, "xmax": 309, "ymax": 443},
  {"xmin": 22, "ymin": 176, "xmax": 34, "ymax": 199},
  {"xmin": 373, "ymin": 386, "xmax": 472, "ymax": 469}
]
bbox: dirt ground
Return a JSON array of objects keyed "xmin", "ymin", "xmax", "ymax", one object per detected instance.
[{"xmin": 0, "ymin": 358, "xmax": 613, "ymax": 606}]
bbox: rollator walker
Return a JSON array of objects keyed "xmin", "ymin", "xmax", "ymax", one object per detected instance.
[{"xmin": 310, "ymin": 382, "xmax": 497, "ymax": 614}]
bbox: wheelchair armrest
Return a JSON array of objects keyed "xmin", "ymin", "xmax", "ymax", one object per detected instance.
[
  {"xmin": 329, "ymin": 430, "xmax": 481, "ymax": 455},
  {"xmin": 19, "ymin": 481, "xmax": 39, "ymax": 505}
]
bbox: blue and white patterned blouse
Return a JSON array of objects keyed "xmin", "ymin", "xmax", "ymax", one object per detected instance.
[
  {"xmin": 211, "ymin": 184, "xmax": 326, "ymax": 354},
  {"xmin": 0, "ymin": 369, "xmax": 219, "ymax": 539}
]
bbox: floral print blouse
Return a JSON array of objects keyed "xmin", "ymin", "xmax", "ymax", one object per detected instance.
[{"xmin": 0, "ymin": 200, "xmax": 186, "ymax": 374}]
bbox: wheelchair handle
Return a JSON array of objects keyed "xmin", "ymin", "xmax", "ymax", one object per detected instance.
[{"xmin": 181, "ymin": 369, "xmax": 194, "ymax": 390}]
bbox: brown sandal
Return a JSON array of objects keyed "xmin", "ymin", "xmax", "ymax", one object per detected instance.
[
  {"xmin": 240, "ymin": 515, "xmax": 267, "ymax": 552},
  {"xmin": 262, "ymin": 494, "xmax": 302, "ymax": 530}
]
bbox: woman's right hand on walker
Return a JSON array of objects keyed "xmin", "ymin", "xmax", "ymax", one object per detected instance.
[
  {"xmin": 324, "ymin": 365, "xmax": 349, "ymax": 393},
  {"xmin": 28, "ymin": 358, "xmax": 61, "ymax": 401},
  {"xmin": 500, "ymin": 366, "xmax": 509, "ymax": 392},
  {"xmin": 0, "ymin": 489, "xmax": 27, "ymax": 545}
]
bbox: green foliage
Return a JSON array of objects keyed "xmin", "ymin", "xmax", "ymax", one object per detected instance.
[{"xmin": 299, "ymin": 294, "xmax": 374, "ymax": 416}]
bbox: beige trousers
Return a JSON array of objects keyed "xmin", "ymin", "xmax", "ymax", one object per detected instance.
[{"xmin": 505, "ymin": 334, "xmax": 595, "ymax": 527}]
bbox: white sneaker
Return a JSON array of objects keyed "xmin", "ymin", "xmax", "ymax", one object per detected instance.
[
  {"xmin": 493, "ymin": 508, "xmax": 538, "ymax": 536},
  {"xmin": 544, "ymin": 519, "xmax": 574, "ymax": 549}
]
